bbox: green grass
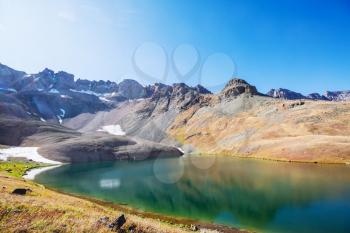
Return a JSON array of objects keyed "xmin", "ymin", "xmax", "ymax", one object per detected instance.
[{"xmin": 0, "ymin": 161, "xmax": 47, "ymax": 178}]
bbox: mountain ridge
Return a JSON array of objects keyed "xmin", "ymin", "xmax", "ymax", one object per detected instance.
[{"xmin": 1, "ymin": 62, "xmax": 350, "ymax": 163}]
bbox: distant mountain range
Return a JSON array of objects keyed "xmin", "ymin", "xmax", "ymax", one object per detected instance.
[
  {"xmin": 1, "ymin": 62, "xmax": 349, "ymax": 125},
  {"xmin": 0, "ymin": 63, "xmax": 210, "ymax": 123},
  {"xmin": 266, "ymin": 88, "xmax": 350, "ymax": 101}
]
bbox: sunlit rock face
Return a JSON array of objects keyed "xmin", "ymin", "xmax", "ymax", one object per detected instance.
[{"xmin": 220, "ymin": 78, "xmax": 259, "ymax": 99}]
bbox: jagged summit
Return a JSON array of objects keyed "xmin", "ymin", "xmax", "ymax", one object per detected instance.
[
  {"xmin": 220, "ymin": 78, "xmax": 259, "ymax": 98},
  {"xmin": 195, "ymin": 84, "xmax": 211, "ymax": 94}
]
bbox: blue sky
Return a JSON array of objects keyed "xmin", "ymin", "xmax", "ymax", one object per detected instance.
[{"xmin": 0, "ymin": 0, "xmax": 349, "ymax": 94}]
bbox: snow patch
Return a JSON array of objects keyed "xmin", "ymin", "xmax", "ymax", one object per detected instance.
[
  {"xmin": 99, "ymin": 97, "xmax": 112, "ymax": 102},
  {"xmin": 177, "ymin": 147, "xmax": 185, "ymax": 154},
  {"xmin": 60, "ymin": 94, "xmax": 72, "ymax": 99},
  {"xmin": 23, "ymin": 165, "xmax": 61, "ymax": 180},
  {"xmin": 69, "ymin": 89, "xmax": 101, "ymax": 96},
  {"xmin": 97, "ymin": 125, "xmax": 126, "ymax": 136},
  {"xmin": 59, "ymin": 108, "xmax": 66, "ymax": 117},
  {"xmin": 0, "ymin": 147, "xmax": 61, "ymax": 164},
  {"xmin": 57, "ymin": 116, "xmax": 62, "ymax": 124},
  {"xmin": 49, "ymin": 89, "xmax": 60, "ymax": 94},
  {"xmin": 0, "ymin": 87, "xmax": 17, "ymax": 93}
]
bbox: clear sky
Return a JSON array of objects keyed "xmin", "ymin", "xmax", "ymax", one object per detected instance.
[{"xmin": 0, "ymin": 0, "xmax": 349, "ymax": 94}]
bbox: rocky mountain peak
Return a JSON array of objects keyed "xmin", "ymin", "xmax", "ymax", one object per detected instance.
[
  {"xmin": 267, "ymin": 88, "xmax": 306, "ymax": 100},
  {"xmin": 220, "ymin": 78, "xmax": 259, "ymax": 98},
  {"xmin": 40, "ymin": 68, "xmax": 55, "ymax": 76},
  {"xmin": 195, "ymin": 84, "xmax": 211, "ymax": 94},
  {"xmin": 54, "ymin": 71, "xmax": 76, "ymax": 90},
  {"xmin": 0, "ymin": 66, "xmax": 26, "ymax": 90},
  {"xmin": 118, "ymin": 79, "xmax": 145, "ymax": 99}
]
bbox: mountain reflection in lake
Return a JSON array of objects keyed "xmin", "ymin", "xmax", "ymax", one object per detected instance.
[{"xmin": 35, "ymin": 156, "xmax": 350, "ymax": 233}]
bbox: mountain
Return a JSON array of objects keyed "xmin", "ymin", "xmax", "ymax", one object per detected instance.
[
  {"xmin": 266, "ymin": 88, "xmax": 306, "ymax": 100},
  {"xmin": 0, "ymin": 63, "xmax": 185, "ymax": 162},
  {"xmin": 0, "ymin": 64, "xmax": 213, "ymax": 125},
  {"xmin": 307, "ymin": 93, "xmax": 329, "ymax": 101},
  {"xmin": 169, "ymin": 85, "xmax": 350, "ymax": 163},
  {"xmin": 1, "ymin": 62, "xmax": 350, "ymax": 163},
  {"xmin": 220, "ymin": 78, "xmax": 260, "ymax": 99},
  {"xmin": 64, "ymin": 82, "xmax": 213, "ymax": 143},
  {"xmin": 324, "ymin": 91, "xmax": 350, "ymax": 101},
  {"xmin": 267, "ymin": 87, "xmax": 350, "ymax": 102}
]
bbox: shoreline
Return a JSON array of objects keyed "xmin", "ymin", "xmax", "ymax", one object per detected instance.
[
  {"xmin": 44, "ymin": 185, "xmax": 248, "ymax": 233},
  {"xmin": 19, "ymin": 161, "xmax": 247, "ymax": 232},
  {"xmin": 23, "ymin": 165, "xmax": 62, "ymax": 180},
  {"xmin": 191, "ymin": 152, "xmax": 350, "ymax": 165}
]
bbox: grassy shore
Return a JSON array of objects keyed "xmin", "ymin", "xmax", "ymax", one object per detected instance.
[{"xmin": 0, "ymin": 161, "xmax": 246, "ymax": 233}]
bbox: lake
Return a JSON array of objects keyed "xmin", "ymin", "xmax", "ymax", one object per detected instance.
[{"xmin": 34, "ymin": 156, "xmax": 350, "ymax": 233}]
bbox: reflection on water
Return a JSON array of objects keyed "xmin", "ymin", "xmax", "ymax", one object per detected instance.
[{"xmin": 35, "ymin": 156, "xmax": 350, "ymax": 233}]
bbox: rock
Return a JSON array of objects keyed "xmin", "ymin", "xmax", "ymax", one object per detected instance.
[
  {"xmin": 220, "ymin": 78, "xmax": 259, "ymax": 98},
  {"xmin": 98, "ymin": 216, "xmax": 110, "ymax": 225},
  {"xmin": 108, "ymin": 214, "xmax": 126, "ymax": 230},
  {"xmin": 12, "ymin": 188, "xmax": 32, "ymax": 195},
  {"xmin": 127, "ymin": 224, "xmax": 137, "ymax": 232},
  {"xmin": 190, "ymin": 224, "xmax": 199, "ymax": 231},
  {"xmin": 16, "ymin": 229, "xmax": 28, "ymax": 233},
  {"xmin": 267, "ymin": 88, "xmax": 306, "ymax": 100}
]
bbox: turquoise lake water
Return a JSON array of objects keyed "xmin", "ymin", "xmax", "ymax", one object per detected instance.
[{"xmin": 35, "ymin": 156, "xmax": 350, "ymax": 233}]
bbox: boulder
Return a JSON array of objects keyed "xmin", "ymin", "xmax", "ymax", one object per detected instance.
[
  {"xmin": 108, "ymin": 214, "xmax": 126, "ymax": 230},
  {"xmin": 12, "ymin": 188, "xmax": 32, "ymax": 195}
]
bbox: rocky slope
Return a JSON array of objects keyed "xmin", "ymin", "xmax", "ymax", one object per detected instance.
[
  {"xmin": 0, "ymin": 117, "xmax": 182, "ymax": 163},
  {"xmin": 169, "ymin": 81, "xmax": 350, "ymax": 163},
  {"xmin": 64, "ymin": 82, "xmax": 211, "ymax": 143}
]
